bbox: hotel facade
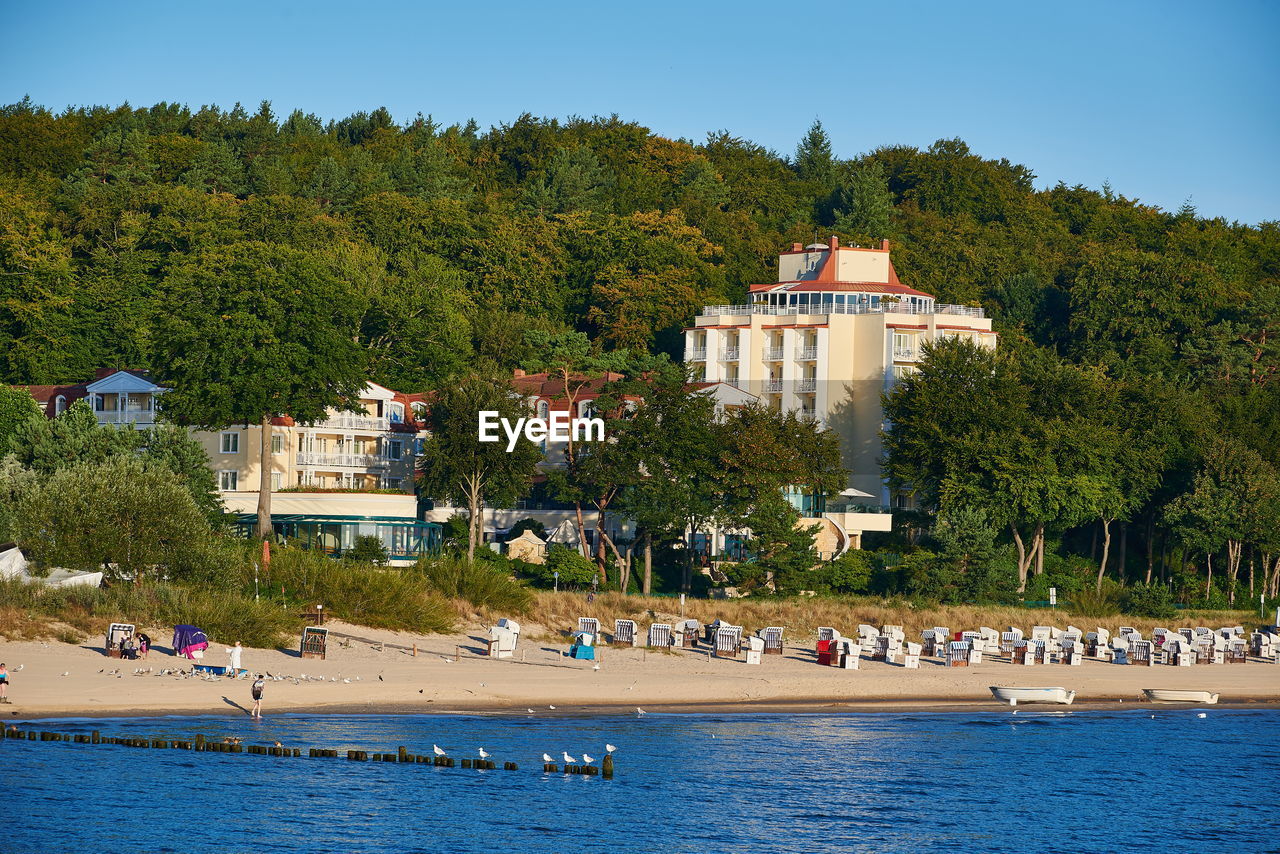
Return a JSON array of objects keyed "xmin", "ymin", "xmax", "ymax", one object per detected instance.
[
  {"xmin": 19, "ymin": 372, "xmax": 439, "ymax": 564},
  {"xmin": 684, "ymin": 237, "xmax": 995, "ymax": 551}
]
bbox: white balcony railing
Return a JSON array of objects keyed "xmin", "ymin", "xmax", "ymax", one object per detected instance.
[
  {"xmin": 720, "ymin": 347, "xmax": 740, "ymax": 361},
  {"xmin": 701, "ymin": 302, "xmax": 985, "ymax": 318},
  {"xmin": 297, "ymin": 452, "xmax": 391, "ymax": 469},
  {"xmin": 893, "ymin": 348, "xmax": 919, "ymax": 362},
  {"xmin": 798, "ymin": 409, "xmax": 819, "ymax": 423},
  {"xmin": 724, "ymin": 378, "xmax": 741, "ymax": 389},
  {"xmin": 309, "ymin": 414, "xmax": 390, "ymax": 432},
  {"xmin": 764, "ymin": 347, "xmax": 784, "ymax": 361},
  {"xmin": 688, "ymin": 347, "xmax": 708, "ymax": 361},
  {"xmin": 764, "ymin": 380, "xmax": 784, "ymax": 393},
  {"xmin": 95, "ymin": 410, "xmax": 157, "ymax": 425},
  {"xmin": 796, "ymin": 346, "xmax": 818, "ymax": 360},
  {"xmin": 796, "ymin": 378, "xmax": 817, "ymax": 393}
]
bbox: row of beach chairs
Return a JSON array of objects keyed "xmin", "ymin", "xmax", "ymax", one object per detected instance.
[{"xmin": 575, "ymin": 617, "xmax": 785, "ymax": 659}]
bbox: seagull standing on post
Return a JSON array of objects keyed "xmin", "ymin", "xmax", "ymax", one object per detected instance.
[
  {"xmin": 562, "ymin": 751, "xmax": 576, "ymax": 764},
  {"xmin": 478, "ymin": 748, "xmax": 490, "ymax": 760},
  {"xmin": 542, "ymin": 753, "xmax": 554, "ymax": 763},
  {"xmin": 433, "ymin": 744, "xmax": 446, "ymax": 757},
  {"xmin": 582, "ymin": 753, "xmax": 594, "ymax": 764},
  {"xmin": 605, "ymin": 743, "xmax": 617, "ymax": 754}
]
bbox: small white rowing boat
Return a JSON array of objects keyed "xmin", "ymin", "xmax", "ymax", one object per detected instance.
[
  {"xmin": 989, "ymin": 686, "xmax": 1076, "ymax": 706},
  {"xmin": 1142, "ymin": 689, "xmax": 1219, "ymax": 704}
]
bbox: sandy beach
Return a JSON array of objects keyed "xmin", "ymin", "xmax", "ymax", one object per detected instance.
[{"xmin": 1, "ymin": 620, "xmax": 1277, "ymax": 719}]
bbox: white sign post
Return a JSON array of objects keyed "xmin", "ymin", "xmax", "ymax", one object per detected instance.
[{"xmin": 1049, "ymin": 587, "xmax": 1057, "ymax": 610}]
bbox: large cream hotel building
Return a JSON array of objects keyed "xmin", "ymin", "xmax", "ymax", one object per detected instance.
[{"xmin": 685, "ymin": 237, "xmax": 995, "ymax": 506}]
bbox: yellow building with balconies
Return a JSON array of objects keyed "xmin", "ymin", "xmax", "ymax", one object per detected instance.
[{"xmin": 685, "ymin": 237, "xmax": 995, "ymax": 539}]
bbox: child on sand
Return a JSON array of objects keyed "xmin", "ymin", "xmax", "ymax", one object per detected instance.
[
  {"xmin": 0, "ymin": 663, "xmax": 8, "ymax": 703},
  {"xmin": 251, "ymin": 674, "xmax": 265, "ymax": 718}
]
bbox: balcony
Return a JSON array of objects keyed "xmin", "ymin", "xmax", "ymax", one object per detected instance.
[
  {"xmin": 309, "ymin": 413, "xmax": 390, "ymax": 432},
  {"xmin": 796, "ymin": 378, "xmax": 817, "ymax": 393},
  {"xmin": 764, "ymin": 347, "xmax": 784, "ymax": 361},
  {"xmin": 297, "ymin": 452, "xmax": 391, "ymax": 469},
  {"xmin": 724, "ymin": 377, "xmax": 741, "ymax": 389},
  {"xmin": 764, "ymin": 380, "xmax": 783, "ymax": 393},
  {"xmin": 893, "ymin": 348, "xmax": 919, "ymax": 362},
  {"xmin": 798, "ymin": 409, "xmax": 819, "ymax": 423},
  {"xmin": 796, "ymin": 346, "xmax": 818, "ymax": 360},
  {"xmin": 701, "ymin": 302, "xmax": 985, "ymax": 318},
  {"xmin": 720, "ymin": 347, "xmax": 740, "ymax": 361},
  {"xmin": 95, "ymin": 410, "xmax": 157, "ymax": 426},
  {"xmin": 688, "ymin": 347, "xmax": 708, "ymax": 361}
]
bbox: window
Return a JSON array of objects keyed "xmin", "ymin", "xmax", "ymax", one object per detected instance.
[
  {"xmin": 54, "ymin": 395, "xmax": 66, "ymax": 415},
  {"xmin": 270, "ymin": 472, "xmax": 283, "ymax": 490},
  {"xmin": 388, "ymin": 403, "xmax": 404, "ymax": 423},
  {"xmin": 271, "ymin": 434, "xmax": 284, "ymax": 454},
  {"xmin": 536, "ymin": 400, "xmax": 550, "ymax": 421},
  {"xmin": 385, "ymin": 477, "xmax": 402, "ymax": 491},
  {"xmin": 220, "ymin": 432, "xmax": 239, "ymax": 454},
  {"xmin": 387, "ymin": 440, "xmax": 402, "ymax": 461},
  {"xmin": 218, "ymin": 471, "xmax": 238, "ymax": 491},
  {"xmin": 578, "ymin": 399, "xmax": 594, "ymax": 419}
]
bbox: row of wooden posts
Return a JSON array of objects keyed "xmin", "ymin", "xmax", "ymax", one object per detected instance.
[{"xmin": 3, "ymin": 727, "xmax": 615, "ymax": 779}]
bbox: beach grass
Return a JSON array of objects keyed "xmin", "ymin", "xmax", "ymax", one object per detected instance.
[
  {"xmin": 525, "ymin": 591, "xmax": 1259, "ymax": 641},
  {"xmin": 0, "ymin": 577, "xmax": 297, "ymax": 648}
]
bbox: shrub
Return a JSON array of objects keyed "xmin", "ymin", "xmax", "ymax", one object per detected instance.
[
  {"xmin": 1124, "ymin": 583, "xmax": 1177, "ymax": 618},
  {"xmin": 1070, "ymin": 583, "xmax": 1122, "ymax": 618},
  {"xmin": 535, "ymin": 546, "xmax": 597, "ymax": 589},
  {"xmin": 347, "ymin": 535, "xmax": 390, "ymax": 566},
  {"xmin": 417, "ymin": 556, "xmax": 532, "ymax": 614},
  {"xmin": 504, "ymin": 518, "xmax": 547, "ymax": 542}
]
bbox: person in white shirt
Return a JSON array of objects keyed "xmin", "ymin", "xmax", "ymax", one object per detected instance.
[{"xmin": 227, "ymin": 641, "xmax": 243, "ymax": 674}]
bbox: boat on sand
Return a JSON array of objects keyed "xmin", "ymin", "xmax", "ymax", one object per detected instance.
[
  {"xmin": 1142, "ymin": 689, "xmax": 1219, "ymax": 704},
  {"xmin": 989, "ymin": 686, "xmax": 1076, "ymax": 706}
]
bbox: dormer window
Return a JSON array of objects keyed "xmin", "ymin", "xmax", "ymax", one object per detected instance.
[
  {"xmin": 54, "ymin": 395, "xmax": 67, "ymax": 415},
  {"xmin": 388, "ymin": 402, "xmax": 404, "ymax": 423}
]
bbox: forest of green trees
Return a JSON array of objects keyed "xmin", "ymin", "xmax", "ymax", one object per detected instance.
[{"xmin": 0, "ymin": 98, "xmax": 1277, "ymax": 612}]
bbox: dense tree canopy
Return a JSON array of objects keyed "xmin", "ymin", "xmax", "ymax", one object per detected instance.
[{"xmin": 1, "ymin": 97, "xmax": 1276, "ymax": 603}]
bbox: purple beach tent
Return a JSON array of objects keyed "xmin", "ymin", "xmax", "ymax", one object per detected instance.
[{"xmin": 172, "ymin": 624, "xmax": 209, "ymax": 660}]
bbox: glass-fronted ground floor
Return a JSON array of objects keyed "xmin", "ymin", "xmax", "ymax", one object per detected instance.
[{"xmin": 233, "ymin": 514, "xmax": 442, "ymax": 563}]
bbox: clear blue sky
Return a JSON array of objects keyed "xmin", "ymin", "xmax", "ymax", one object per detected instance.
[{"xmin": 4, "ymin": 0, "xmax": 1277, "ymax": 224}]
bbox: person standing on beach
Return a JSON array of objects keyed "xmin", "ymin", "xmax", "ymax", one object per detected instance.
[
  {"xmin": 251, "ymin": 674, "xmax": 265, "ymax": 718},
  {"xmin": 228, "ymin": 641, "xmax": 243, "ymax": 674},
  {"xmin": 0, "ymin": 663, "xmax": 8, "ymax": 703},
  {"xmin": 137, "ymin": 632, "xmax": 151, "ymax": 660}
]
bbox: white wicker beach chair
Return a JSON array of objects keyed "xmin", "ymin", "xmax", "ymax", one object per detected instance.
[
  {"xmin": 613, "ymin": 619, "xmax": 638, "ymax": 647},
  {"xmin": 647, "ymin": 623, "xmax": 673, "ymax": 648},
  {"xmin": 903, "ymin": 642, "xmax": 922, "ymax": 669},
  {"xmin": 578, "ymin": 617, "xmax": 600, "ymax": 636}
]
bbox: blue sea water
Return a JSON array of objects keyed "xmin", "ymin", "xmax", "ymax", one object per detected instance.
[{"xmin": 3, "ymin": 709, "xmax": 1277, "ymax": 853}]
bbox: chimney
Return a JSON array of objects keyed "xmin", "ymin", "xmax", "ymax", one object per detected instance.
[
  {"xmin": 791, "ymin": 242, "xmax": 803, "ymax": 252},
  {"xmin": 513, "ymin": 369, "xmax": 526, "ymax": 378},
  {"xmin": 829, "ymin": 235, "xmax": 840, "ymax": 253},
  {"xmin": 881, "ymin": 238, "xmax": 890, "ymax": 251}
]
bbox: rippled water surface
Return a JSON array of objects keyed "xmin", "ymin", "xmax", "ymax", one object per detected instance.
[{"xmin": 4, "ymin": 709, "xmax": 1277, "ymax": 853}]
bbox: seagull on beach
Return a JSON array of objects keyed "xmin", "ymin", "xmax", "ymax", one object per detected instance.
[
  {"xmin": 60, "ymin": 671, "xmax": 70, "ymax": 677},
  {"xmin": 636, "ymin": 707, "xmax": 646, "ymax": 716},
  {"xmin": 548, "ymin": 705, "xmax": 556, "ymax": 710},
  {"xmin": 13, "ymin": 664, "xmax": 23, "ymax": 671},
  {"xmin": 562, "ymin": 752, "xmax": 576, "ymax": 764},
  {"xmin": 605, "ymin": 744, "xmax": 616, "ymax": 754},
  {"xmin": 433, "ymin": 744, "xmax": 446, "ymax": 756},
  {"xmin": 478, "ymin": 748, "xmax": 490, "ymax": 760},
  {"xmin": 527, "ymin": 709, "xmax": 535, "ymax": 714}
]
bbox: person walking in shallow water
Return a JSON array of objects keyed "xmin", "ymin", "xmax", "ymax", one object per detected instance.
[{"xmin": 251, "ymin": 674, "xmax": 265, "ymax": 718}]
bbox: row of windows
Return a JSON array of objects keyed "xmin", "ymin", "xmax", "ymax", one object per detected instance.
[
  {"xmin": 216, "ymin": 431, "xmax": 407, "ymax": 459},
  {"xmin": 217, "ymin": 471, "xmax": 405, "ymax": 491}
]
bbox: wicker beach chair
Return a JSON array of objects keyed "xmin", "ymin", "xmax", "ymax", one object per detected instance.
[
  {"xmin": 760, "ymin": 626, "xmax": 784, "ymax": 655},
  {"xmin": 647, "ymin": 623, "xmax": 673, "ymax": 649},
  {"xmin": 612, "ymin": 619, "xmax": 638, "ymax": 647}
]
